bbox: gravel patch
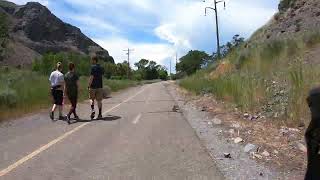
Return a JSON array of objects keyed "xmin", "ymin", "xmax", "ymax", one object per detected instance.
[{"xmin": 166, "ymin": 83, "xmax": 296, "ymax": 180}]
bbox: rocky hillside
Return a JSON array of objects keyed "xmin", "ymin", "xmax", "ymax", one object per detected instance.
[
  {"xmin": 251, "ymin": 0, "xmax": 320, "ymax": 42},
  {"xmin": 0, "ymin": 0, "xmax": 113, "ymax": 66}
]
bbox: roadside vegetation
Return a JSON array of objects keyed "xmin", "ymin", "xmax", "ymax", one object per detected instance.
[
  {"xmin": 0, "ymin": 12, "xmax": 8, "ymax": 62},
  {"xmin": 0, "ymin": 68, "xmax": 141, "ymax": 121},
  {"xmin": 179, "ymin": 31, "xmax": 320, "ymax": 126},
  {"xmin": 0, "ymin": 53, "xmax": 168, "ymax": 121}
]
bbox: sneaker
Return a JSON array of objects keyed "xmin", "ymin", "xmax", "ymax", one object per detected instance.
[
  {"xmin": 97, "ymin": 114, "xmax": 103, "ymax": 120},
  {"xmin": 74, "ymin": 115, "xmax": 80, "ymax": 121},
  {"xmin": 66, "ymin": 115, "xmax": 71, "ymax": 125},
  {"xmin": 50, "ymin": 111, "xmax": 54, "ymax": 121},
  {"xmin": 59, "ymin": 116, "xmax": 65, "ymax": 121},
  {"xmin": 90, "ymin": 110, "xmax": 95, "ymax": 120}
]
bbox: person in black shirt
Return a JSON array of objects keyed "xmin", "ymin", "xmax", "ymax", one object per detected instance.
[
  {"xmin": 88, "ymin": 56, "xmax": 104, "ymax": 120},
  {"xmin": 64, "ymin": 62, "xmax": 79, "ymax": 124}
]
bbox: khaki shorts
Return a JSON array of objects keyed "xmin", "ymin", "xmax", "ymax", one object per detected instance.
[{"xmin": 89, "ymin": 88, "xmax": 103, "ymax": 101}]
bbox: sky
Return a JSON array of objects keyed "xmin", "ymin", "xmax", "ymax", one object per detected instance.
[{"xmin": 11, "ymin": 0, "xmax": 279, "ymax": 71}]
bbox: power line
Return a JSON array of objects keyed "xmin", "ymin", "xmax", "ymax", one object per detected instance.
[
  {"xmin": 204, "ymin": 0, "xmax": 226, "ymax": 59},
  {"xmin": 123, "ymin": 48, "xmax": 134, "ymax": 79}
]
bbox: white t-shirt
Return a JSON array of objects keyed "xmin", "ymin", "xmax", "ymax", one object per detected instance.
[{"xmin": 49, "ymin": 70, "xmax": 64, "ymax": 87}]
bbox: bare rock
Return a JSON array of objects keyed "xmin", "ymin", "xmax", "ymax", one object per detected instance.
[
  {"xmin": 229, "ymin": 129, "xmax": 235, "ymax": 134},
  {"xmin": 262, "ymin": 150, "xmax": 270, "ymax": 157},
  {"xmin": 244, "ymin": 143, "xmax": 257, "ymax": 153},
  {"xmin": 234, "ymin": 137, "xmax": 243, "ymax": 144},
  {"xmin": 232, "ymin": 123, "xmax": 241, "ymax": 129},
  {"xmin": 212, "ymin": 118, "xmax": 222, "ymax": 125},
  {"xmin": 295, "ymin": 142, "xmax": 307, "ymax": 153}
]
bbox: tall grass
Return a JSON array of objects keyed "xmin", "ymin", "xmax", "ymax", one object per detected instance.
[
  {"xmin": 0, "ymin": 68, "xmax": 140, "ymax": 121},
  {"xmin": 180, "ymin": 31, "xmax": 320, "ymax": 126}
]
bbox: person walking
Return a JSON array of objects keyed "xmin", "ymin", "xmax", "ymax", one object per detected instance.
[
  {"xmin": 88, "ymin": 56, "xmax": 104, "ymax": 120},
  {"xmin": 64, "ymin": 62, "xmax": 80, "ymax": 124},
  {"xmin": 49, "ymin": 62, "xmax": 65, "ymax": 121}
]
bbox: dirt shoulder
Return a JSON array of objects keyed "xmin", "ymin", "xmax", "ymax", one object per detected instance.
[{"xmin": 166, "ymin": 82, "xmax": 306, "ymax": 180}]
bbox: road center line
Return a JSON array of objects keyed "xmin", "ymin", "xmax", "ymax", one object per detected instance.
[
  {"xmin": 0, "ymin": 86, "xmax": 147, "ymax": 177},
  {"xmin": 132, "ymin": 113, "xmax": 142, "ymax": 124}
]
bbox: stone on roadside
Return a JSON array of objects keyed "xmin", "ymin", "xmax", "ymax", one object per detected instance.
[
  {"xmin": 289, "ymin": 128, "xmax": 300, "ymax": 133},
  {"xmin": 232, "ymin": 123, "xmax": 241, "ymax": 129},
  {"xmin": 229, "ymin": 129, "xmax": 235, "ymax": 134},
  {"xmin": 213, "ymin": 118, "xmax": 222, "ymax": 125},
  {"xmin": 295, "ymin": 142, "xmax": 307, "ymax": 153},
  {"xmin": 254, "ymin": 153, "xmax": 263, "ymax": 160},
  {"xmin": 234, "ymin": 137, "xmax": 243, "ymax": 144},
  {"xmin": 224, "ymin": 153, "xmax": 231, "ymax": 158},
  {"xmin": 244, "ymin": 143, "xmax": 256, "ymax": 153},
  {"xmin": 262, "ymin": 150, "xmax": 270, "ymax": 157},
  {"xmin": 243, "ymin": 113, "xmax": 250, "ymax": 119},
  {"xmin": 273, "ymin": 150, "xmax": 279, "ymax": 154}
]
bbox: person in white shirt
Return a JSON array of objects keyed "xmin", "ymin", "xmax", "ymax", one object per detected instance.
[{"xmin": 49, "ymin": 62, "xmax": 65, "ymax": 120}]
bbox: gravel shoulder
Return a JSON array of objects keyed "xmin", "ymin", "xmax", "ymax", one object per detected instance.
[{"xmin": 166, "ymin": 82, "xmax": 306, "ymax": 180}]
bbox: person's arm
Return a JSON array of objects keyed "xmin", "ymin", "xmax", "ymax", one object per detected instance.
[{"xmin": 88, "ymin": 75, "xmax": 93, "ymax": 89}]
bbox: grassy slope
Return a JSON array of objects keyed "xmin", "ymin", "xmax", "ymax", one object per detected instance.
[
  {"xmin": 180, "ymin": 31, "xmax": 320, "ymax": 126},
  {"xmin": 0, "ymin": 69, "xmax": 141, "ymax": 121}
]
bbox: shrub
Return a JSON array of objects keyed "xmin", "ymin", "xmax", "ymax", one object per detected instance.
[
  {"xmin": 278, "ymin": 0, "xmax": 297, "ymax": 11},
  {"xmin": 0, "ymin": 88, "xmax": 18, "ymax": 107}
]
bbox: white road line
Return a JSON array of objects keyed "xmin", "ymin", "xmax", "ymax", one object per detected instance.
[
  {"xmin": 0, "ymin": 86, "xmax": 147, "ymax": 177},
  {"xmin": 132, "ymin": 113, "xmax": 142, "ymax": 124}
]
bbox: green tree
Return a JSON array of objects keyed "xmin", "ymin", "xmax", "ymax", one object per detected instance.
[{"xmin": 176, "ymin": 50, "xmax": 210, "ymax": 76}]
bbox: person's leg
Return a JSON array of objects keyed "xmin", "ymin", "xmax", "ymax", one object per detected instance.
[
  {"xmin": 97, "ymin": 100, "xmax": 102, "ymax": 118},
  {"xmin": 58, "ymin": 105, "xmax": 63, "ymax": 119},
  {"xmin": 73, "ymin": 97, "xmax": 78, "ymax": 118},
  {"xmin": 89, "ymin": 89, "xmax": 96, "ymax": 119},
  {"xmin": 57, "ymin": 90, "xmax": 64, "ymax": 120},
  {"xmin": 97, "ymin": 88, "xmax": 103, "ymax": 119},
  {"xmin": 50, "ymin": 89, "xmax": 57, "ymax": 120}
]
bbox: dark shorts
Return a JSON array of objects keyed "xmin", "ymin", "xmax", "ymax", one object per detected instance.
[
  {"xmin": 51, "ymin": 89, "xmax": 63, "ymax": 106},
  {"xmin": 67, "ymin": 94, "xmax": 78, "ymax": 107}
]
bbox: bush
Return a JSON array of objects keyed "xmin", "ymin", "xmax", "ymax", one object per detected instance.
[
  {"xmin": 278, "ymin": 0, "xmax": 297, "ymax": 11},
  {"xmin": 0, "ymin": 88, "xmax": 18, "ymax": 107}
]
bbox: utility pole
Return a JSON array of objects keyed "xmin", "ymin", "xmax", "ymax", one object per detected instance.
[
  {"xmin": 123, "ymin": 48, "xmax": 134, "ymax": 79},
  {"xmin": 204, "ymin": 0, "xmax": 226, "ymax": 59},
  {"xmin": 169, "ymin": 58, "xmax": 172, "ymax": 80}
]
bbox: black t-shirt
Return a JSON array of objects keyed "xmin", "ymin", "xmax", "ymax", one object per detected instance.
[
  {"xmin": 64, "ymin": 72, "xmax": 79, "ymax": 96},
  {"xmin": 90, "ymin": 64, "xmax": 104, "ymax": 89}
]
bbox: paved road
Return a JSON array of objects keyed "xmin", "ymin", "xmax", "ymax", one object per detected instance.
[{"xmin": 0, "ymin": 82, "xmax": 223, "ymax": 180}]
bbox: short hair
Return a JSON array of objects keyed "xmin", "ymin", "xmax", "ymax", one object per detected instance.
[
  {"xmin": 68, "ymin": 62, "xmax": 75, "ymax": 71},
  {"xmin": 91, "ymin": 56, "xmax": 98, "ymax": 62},
  {"xmin": 56, "ymin": 62, "xmax": 62, "ymax": 70}
]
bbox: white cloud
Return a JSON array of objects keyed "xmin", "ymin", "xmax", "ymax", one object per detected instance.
[
  {"xmin": 93, "ymin": 37, "xmax": 174, "ymax": 68},
  {"xmin": 9, "ymin": 0, "xmax": 278, "ymax": 67}
]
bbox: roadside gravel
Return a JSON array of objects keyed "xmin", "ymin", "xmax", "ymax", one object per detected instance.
[{"xmin": 166, "ymin": 82, "xmax": 303, "ymax": 180}]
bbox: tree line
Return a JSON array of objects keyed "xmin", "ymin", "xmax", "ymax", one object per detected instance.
[
  {"xmin": 32, "ymin": 52, "xmax": 168, "ymax": 80},
  {"xmin": 175, "ymin": 34, "xmax": 244, "ymax": 78}
]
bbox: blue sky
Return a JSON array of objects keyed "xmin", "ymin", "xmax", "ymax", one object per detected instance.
[{"xmin": 12, "ymin": 0, "xmax": 279, "ymax": 71}]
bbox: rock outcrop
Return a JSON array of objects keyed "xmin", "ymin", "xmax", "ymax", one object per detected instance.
[
  {"xmin": 0, "ymin": 0, "xmax": 113, "ymax": 66},
  {"xmin": 251, "ymin": 0, "xmax": 320, "ymax": 42}
]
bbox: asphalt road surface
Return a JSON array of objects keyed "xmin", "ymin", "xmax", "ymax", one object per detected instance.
[{"xmin": 0, "ymin": 82, "xmax": 223, "ymax": 180}]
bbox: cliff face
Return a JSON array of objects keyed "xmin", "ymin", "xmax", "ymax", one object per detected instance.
[
  {"xmin": 251, "ymin": 0, "xmax": 320, "ymax": 42},
  {"xmin": 0, "ymin": 0, "xmax": 114, "ymax": 66}
]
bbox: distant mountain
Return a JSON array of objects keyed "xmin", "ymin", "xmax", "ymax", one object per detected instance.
[{"xmin": 0, "ymin": 0, "xmax": 114, "ymax": 66}]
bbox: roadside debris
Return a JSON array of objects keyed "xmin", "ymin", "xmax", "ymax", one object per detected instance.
[
  {"xmin": 234, "ymin": 137, "xmax": 243, "ymax": 144},
  {"xmin": 224, "ymin": 153, "xmax": 232, "ymax": 159},
  {"xmin": 213, "ymin": 118, "xmax": 222, "ymax": 125},
  {"xmin": 262, "ymin": 150, "xmax": 270, "ymax": 157},
  {"xmin": 295, "ymin": 141, "xmax": 307, "ymax": 153},
  {"xmin": 244, "ymin": 143, "xmax": 257, "ymax": 153},
  {"xmin": 172, "ymin": 105, "xmax": 180, "ymax": 112}
]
